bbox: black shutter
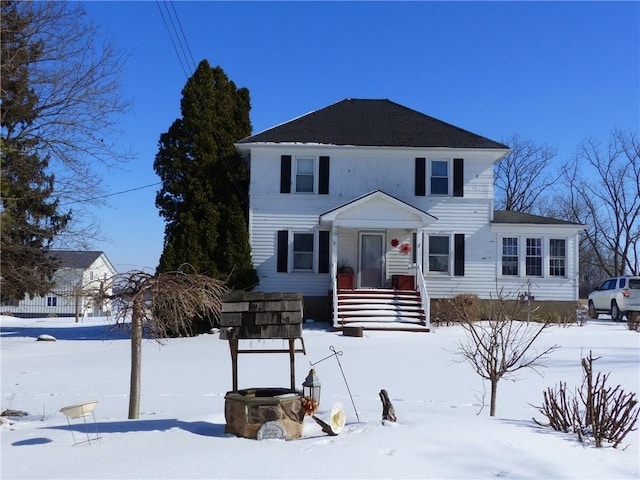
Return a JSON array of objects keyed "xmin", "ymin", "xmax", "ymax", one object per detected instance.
[
  {"xmin": 280, "ymin": 155, "xmax": 291, "ymax": 193},
  {"xmin": 415, "ymin": 157, "xmax": 426, "ymax": 196},
  {"xmin": 453, "ymin": 158, "xmax": 464, "ymax": 197},
  {"xmin": 319, "ymin": 156, "xmax": 330, "ymax": 195},
  {"xmin": 318, "ymin": 231, "xmax": 330, "ymax": 273},
  {"xmin": 454, "ymin": 233, "xmax": 465, "ymax": 276},
  {"xmin": 277, "ymin": 230, "xmax": 288, "ymax": 272},
  {"xmin": 412, "ymin": 232, "xmax": 417, "ymax": 264}
]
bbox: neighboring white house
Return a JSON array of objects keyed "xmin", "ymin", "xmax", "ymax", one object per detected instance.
[
  {"xmin": 235, "ymin": 99, "xmax": 584, "ymax": 323},
  {"xmin": 2, "ymin": 250, "xmax": 116, "ymax": 319}
]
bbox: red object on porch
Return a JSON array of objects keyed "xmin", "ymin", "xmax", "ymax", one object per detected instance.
[
  {"xmin": 337, "ymin": 273, "xmax": 355, "ymax": 290},
  {"xmin": 392, "ymin": 275, "xmax": 415, "ymax": 290}
]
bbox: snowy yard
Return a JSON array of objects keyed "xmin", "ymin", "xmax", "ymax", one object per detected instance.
[{"xmin": 1, "ymin": 315, "xmax": 639, "ymax": 479}]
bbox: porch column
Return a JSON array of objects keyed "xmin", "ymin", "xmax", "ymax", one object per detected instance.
[
  {"xmin": 415, "ymin": 228, "xmax": 423, "ymax": 271},
  {"xmin": 331, "ymin": 225, "xmax": 338, "ymax": 274}
]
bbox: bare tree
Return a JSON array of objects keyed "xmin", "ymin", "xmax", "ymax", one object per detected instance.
[
  {"xmin": 558, "ymin": 130, "xmax": 640, "ymax": 276},
  {"xmin": 99, "ymin": 268, "xmax": 228, "ymax": 419},
  {"xmin": 457, "ymin": 296, "xmax": 559, "ymax": 416},
  {"xmin": 494, "ymin": 134, "xmax": 558, "ymax": 213},
  {"xmin": 1, "ymin": 1, "xmax": 131, "ymax": 248}
]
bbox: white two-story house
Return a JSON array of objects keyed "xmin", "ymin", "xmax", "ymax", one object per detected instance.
[
  {"xmin": 235, "ymin": 99, "xmax": 583, "ymax": 328},
  {"xmin": 2, "ymin": 250, "xmax": 116, "ymax": 319}
]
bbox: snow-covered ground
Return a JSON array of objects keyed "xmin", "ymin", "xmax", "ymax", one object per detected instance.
[{"xmin": 1, "ymin": 315, "xmax": 639, "ymax": 479}]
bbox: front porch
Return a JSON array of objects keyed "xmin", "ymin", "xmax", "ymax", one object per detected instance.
[{"xmin": 320, "ymin": 190, "xmax": 436, "ymax": 332}]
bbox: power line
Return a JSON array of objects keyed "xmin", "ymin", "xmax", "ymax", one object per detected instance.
[
  {"xmin": 59, "ymin": 182, "xmax": 161, "ymax": 206},
  {"xmin": 168, "ymin": 1, "xmax": 197, "ymax": 71},
  {"xmin": 1, "ymin": 182, "xmax": 162, "ymax": 206},
  {"xmin": 156, "ymin": 0, "xmax": 196, "ymax": 78}
]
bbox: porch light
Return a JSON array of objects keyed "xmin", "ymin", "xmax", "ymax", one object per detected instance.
[{"xmin": 302, "ymin": 368, "xmax": 321, "ymax": 415}]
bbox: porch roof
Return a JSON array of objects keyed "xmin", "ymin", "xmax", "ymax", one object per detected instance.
[{"xmin": 319, "ymin": 190, "xmax": 437, "ymax": 229}]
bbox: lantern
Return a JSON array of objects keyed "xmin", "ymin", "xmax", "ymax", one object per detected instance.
[{"xmin": 302, "ymin": 368, "xmax": 321, "ymax": 415}]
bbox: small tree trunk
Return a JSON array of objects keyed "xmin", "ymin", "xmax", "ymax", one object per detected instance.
[
  {"xmin": 490, "ymin": 378, "xmax": 498, "ymax": 417},
  {"xmin": 128, "ymin": 304, "xmax": 143, "ymax": 419}
]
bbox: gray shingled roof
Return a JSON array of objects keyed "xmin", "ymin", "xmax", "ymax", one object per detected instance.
[
  {"xmin": 493, "ymin": 210, "xmax": 583, "ymax": 226},
  {"xmin": 237, "ymin": 99, "xmax": 509, "ymax": 149},
  {"xmin": 49, "ymin": 250, "xmax": 104, "ymax": 269}
]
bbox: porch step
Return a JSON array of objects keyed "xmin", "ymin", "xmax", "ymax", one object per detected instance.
[{"xmin": 334, "ymin": 288, "xmax": 428, "ymax": 332}]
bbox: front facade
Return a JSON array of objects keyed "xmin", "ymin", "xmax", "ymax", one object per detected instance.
[
  {"xmin": 235, "ymin": 99, "xmax": 583, "ymax": 323},
  {"xmin": 1, "ymin": 250, "xmax": 116, "ymax": 318}
]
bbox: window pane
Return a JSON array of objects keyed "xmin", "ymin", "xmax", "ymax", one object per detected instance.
[
  {"xmin": 294, "ymin": 233, "xmax": 313, "ymax": 251},
  {"xmin": 526, "ymin": 238, "xmax": 542, "ymax": 276},
  {"xmin": 295, "ymin": 158, "xmax": 314, "ymax": 193},
  {"xmin": 429, "ymin": 256, "xmax": 449, "ymax": 272},
  {"xmin": 431, "ymin": 161, "xmax": 448, "ymax": 177},
  {"xmin": 549, "ymin": 239, "xmax": 566, "ymax": 277},
  {"xmin": 430, "ymin": 160, "xmax": 449, "ymax": 195},
  {"xmin": 429, "ymin": 236, "xmax": 449, "ymax": 254},
  {"xmin": 428, "ymin": 236, "xmax": 449, "ymax": 273},
  {"xmin": 294, "ymin": 253, "xmax": 313, "ymax": 270},
  {"xmin": 431, "ymin": 178, "xmax": 448, "ymax": 195},
  {"xmin": 550, "ymin": 239, "xmax": 565, "ymax": 257},
  {"xmin": 502, "ymin": 237, "xmax": 518, "ymax": 276},
  {"xmin": 293, "ymin": 233, "xmax": 314, "ymax": 270},
  {"xmin": 297, "ymin": 158, "xmax": 313, "ymax": 174},
  {"xmin": 296, "ymin": 175, "xmax": 314, "ymax": 192}
]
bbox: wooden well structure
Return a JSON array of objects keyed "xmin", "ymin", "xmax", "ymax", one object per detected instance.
[{"xmin": 219, "ymin": 291, "xmax": 306, "ymax": 440}]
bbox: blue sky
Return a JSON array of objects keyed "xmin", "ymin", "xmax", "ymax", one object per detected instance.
[{"xmin": 80, "ymin": 1, "xmax": 640, "ymax": 273}]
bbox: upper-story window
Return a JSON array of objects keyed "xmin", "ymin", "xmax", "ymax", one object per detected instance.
[
  {"xmin": 430, "ymin": 160, "xmax": 449, "ymax": 195},
  {"xmin": 47, "ymin": 296, "xmax": 57, "ymax": 307},
  {"xmin": 295, "ymin": 157, "xmax": 315, "ymax": 193}
]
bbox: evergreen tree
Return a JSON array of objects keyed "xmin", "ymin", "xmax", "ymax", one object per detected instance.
[
  {"xmin": 154, "ymin": 60, "xmax": 257, "ymax": 290},
  {"xmin": 1, "ymin": 1, "xmax": 70, "ymax": 301}
]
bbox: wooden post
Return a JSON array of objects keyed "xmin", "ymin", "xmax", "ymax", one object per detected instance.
[
  {"xmin": 289, "ymin": 338, "xmax": 296, "ymax": 390},
  {"xmin": 229, "ymin": 339, "xmax": 239, "ymax": 392}
]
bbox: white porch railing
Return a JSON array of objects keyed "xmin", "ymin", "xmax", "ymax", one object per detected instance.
[
  {"xmin": 331, "ymin": 261, "xmax": 339, "ymax": 328},
  {"xmin": 415, "ymin": 264, "xmax": 430, "ymax": 327}
]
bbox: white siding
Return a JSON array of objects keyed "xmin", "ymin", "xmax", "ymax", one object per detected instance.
[{"xmin": 246, "ymin": 143, "xmax": 580, "ymax": 302}]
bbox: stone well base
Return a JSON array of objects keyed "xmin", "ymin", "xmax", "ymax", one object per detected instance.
[{"xmin": 224, "ymin": 388, "xmax": 305, "ymax": 440}]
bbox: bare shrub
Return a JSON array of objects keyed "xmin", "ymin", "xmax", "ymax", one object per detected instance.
[
  {"xmin": 534, "ymin": 351, "xmax": 640, "ymax": 448},
  {"xmin": 543, "ymin": 303, "xmax": 588, "ymax": 328},
  {"xmin": 431, "ymin": 298, "xmax": 457, "ymax": 327},
  {"xmin": 432, "ymin": 294, "xmax": 482, "ymax": 327}
]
